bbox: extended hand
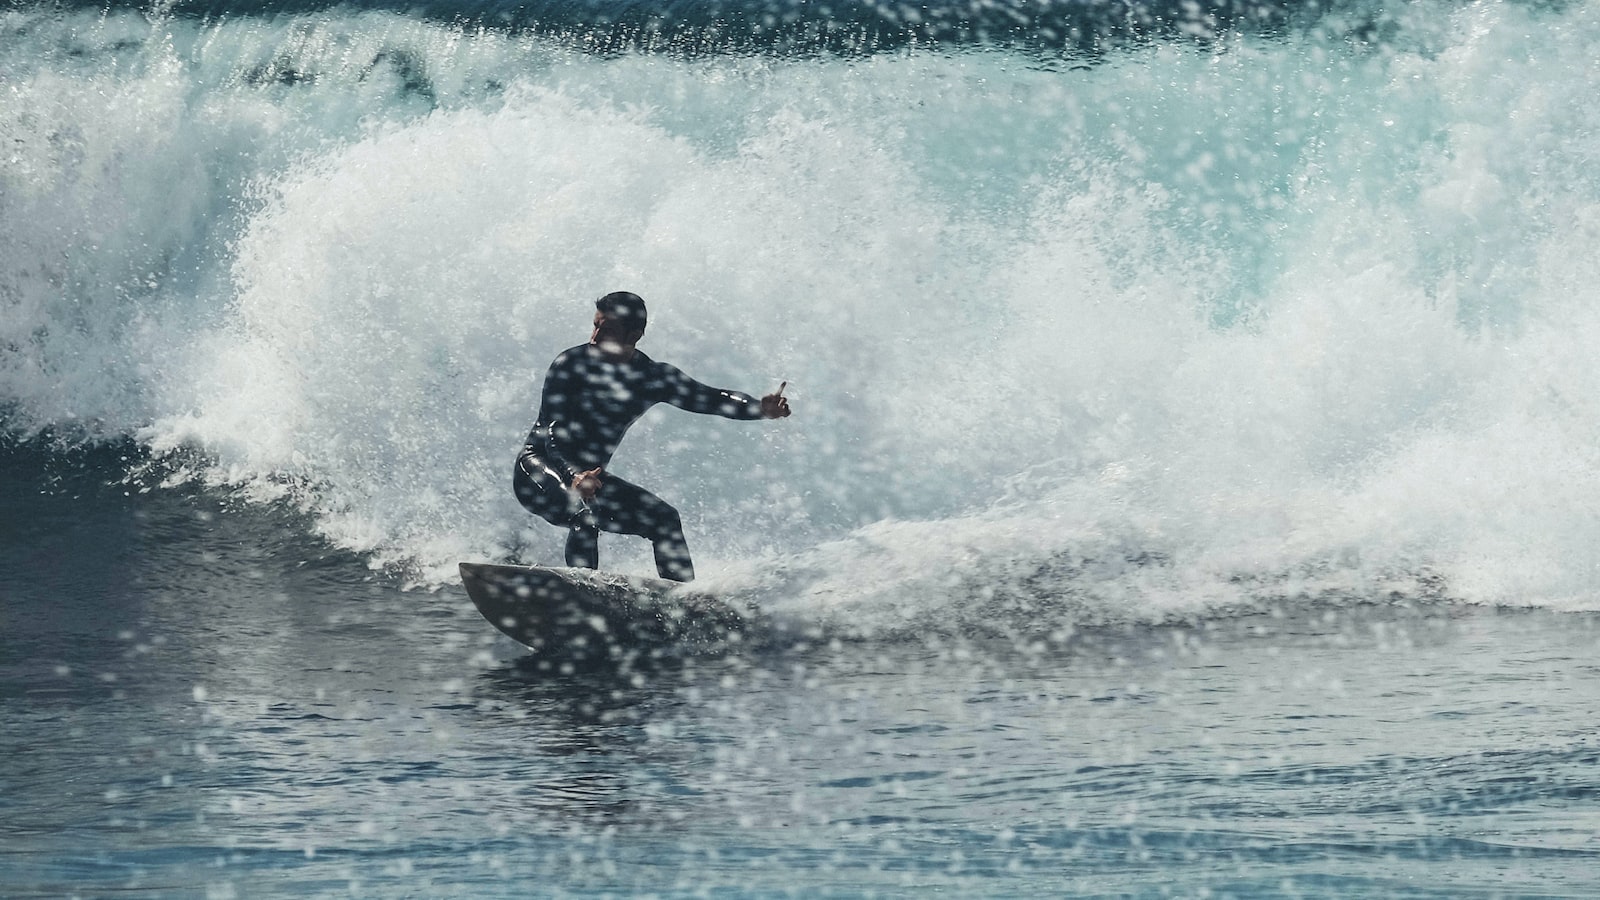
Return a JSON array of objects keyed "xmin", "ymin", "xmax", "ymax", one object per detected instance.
[
  {"xmin": 571, "ymin": 467, "xmax": 604, "ymax": 501},
  {"xmin": 761, "ymin": 382, "xmax": 791, "ymax": 419}
]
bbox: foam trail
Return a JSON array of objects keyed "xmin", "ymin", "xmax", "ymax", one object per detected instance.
[{"xmin": 6, "ymin": 2, "xmax": 1600, "ymax": 624}]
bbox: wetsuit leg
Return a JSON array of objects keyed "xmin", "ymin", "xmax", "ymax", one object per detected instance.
[
  {"xmin": 515, "ymin": 457, "xmax": 603, "ymax": 569},
  {"xmin": 564, "ymin": 512, "xmax": 600, "ymax": 570},
  {"xmin": 585, "ymin": 474, "xmax": 695, "ymax": 582},
  {"xmin": 515, "ymin": 455, "xmax": 694, "ymax": 580},
  {"xmin": 513, "ymin": 452, "xmax": 587, "ymax": 554}
]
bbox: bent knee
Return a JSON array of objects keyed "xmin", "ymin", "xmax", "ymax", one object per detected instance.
[{"xmin": 645, "ymin": 505, "xmax": 684, "ymax": 538}]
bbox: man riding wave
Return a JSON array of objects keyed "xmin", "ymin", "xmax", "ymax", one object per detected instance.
[{"xmin": 513, "ymin": 291, "xmax": 790, "ymax": 582}]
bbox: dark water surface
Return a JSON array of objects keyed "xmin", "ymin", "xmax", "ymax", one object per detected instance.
[{"xmin": 5, "ymin": 448, "xmax": 1599, "ymax": 897}]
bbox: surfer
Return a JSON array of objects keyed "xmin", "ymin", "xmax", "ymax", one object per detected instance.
[{"xmin": 513, "ymin": 291, "xmax": 791, "ymax": 582}]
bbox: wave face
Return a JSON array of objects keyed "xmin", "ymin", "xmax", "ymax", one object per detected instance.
[
  {"xmin": 36, "ymin": 0, "xmax": 1350, "ymax": 56},
  {"xmin": 5, "ymin": 0, "xmax": 1600, "ymax": 627}
]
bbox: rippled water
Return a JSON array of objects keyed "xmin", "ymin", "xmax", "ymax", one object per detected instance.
[
  {"xmin": 9, "ymin": 0, "xmax": 1600, "ymax": 892},
  {"xmin": 5, "ymin": 450, "xmax": 1599, "ymax": 896}
]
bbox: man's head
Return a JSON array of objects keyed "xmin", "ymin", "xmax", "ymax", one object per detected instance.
[{"xmin": 591, "ymin": 291, "xmax": 647, "ymax": 358}]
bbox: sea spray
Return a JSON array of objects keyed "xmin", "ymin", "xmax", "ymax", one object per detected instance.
[{"xmin": 5, "ymin": 1, "xmax": 1600, "ymax": 621}]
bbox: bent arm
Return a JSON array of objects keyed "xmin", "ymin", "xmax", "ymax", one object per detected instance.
[
  {"xmin": 526, "ymin": 353, "xmax": 584, "ymax": 483},
  {"xmin": 525, "ymin": 423, "xmax": 580, "ymax": 485}
]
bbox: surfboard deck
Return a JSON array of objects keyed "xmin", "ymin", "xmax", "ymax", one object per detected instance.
[{"xmin": 459, "ymin": 562, "xmax": 752, "ymax": 656}]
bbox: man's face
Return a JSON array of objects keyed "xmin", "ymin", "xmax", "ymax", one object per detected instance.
[{"xmin": 591, "ymin": 311, "xmax": 644, "ymax": 358}]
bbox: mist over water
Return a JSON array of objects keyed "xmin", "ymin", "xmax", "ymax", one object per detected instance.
[{"xmin": 5, "ymin": 0, "xmax": 1600, "ymax": 631}]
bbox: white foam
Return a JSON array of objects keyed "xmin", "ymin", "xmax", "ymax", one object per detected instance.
[{"xmin": 6, "ymin": 3, "xmax": 1600, "ymax": 622}]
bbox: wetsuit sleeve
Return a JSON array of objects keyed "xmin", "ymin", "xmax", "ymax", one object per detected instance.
[{"xmin": 654, "ymin": 362, "xmax": 765, "ymax": 420}]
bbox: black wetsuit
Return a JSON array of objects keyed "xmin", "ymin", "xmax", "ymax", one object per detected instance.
[{"xmin": 514, "ymin": 343, "xmax": 764, "ymax": 581}]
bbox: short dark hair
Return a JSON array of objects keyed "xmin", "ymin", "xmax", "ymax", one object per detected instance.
[{"xmin": 596, "ymin": 291, "xmax": 647, "ymax": 330}]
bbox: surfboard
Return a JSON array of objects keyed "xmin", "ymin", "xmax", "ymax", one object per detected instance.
[{"xmin": 458, "ymin": 562, "xmax": 753, "ymax": 656}]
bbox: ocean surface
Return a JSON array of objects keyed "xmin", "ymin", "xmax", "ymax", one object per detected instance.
[{"xmin": 5, "ymin": 0, "xmax": 1600, "ymax": 894}]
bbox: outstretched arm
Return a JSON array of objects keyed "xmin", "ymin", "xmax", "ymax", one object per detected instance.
[{"xmin": 658, "ymin": 363, "xmax": 792, "ymax": 420}]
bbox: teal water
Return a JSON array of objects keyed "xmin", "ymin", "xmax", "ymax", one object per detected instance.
[
  {"xmin": 6, "ymin": 0, "xmax": 1600, "ymax": 893},
  {"xmin": 4, "ymin": 447, "xmax": 1599, "ymax": 895}
]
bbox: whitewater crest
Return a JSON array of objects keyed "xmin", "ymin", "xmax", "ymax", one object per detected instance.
[{"xmin": 4, "ymin": 1, "xmax": 1600, "ymax": 618}]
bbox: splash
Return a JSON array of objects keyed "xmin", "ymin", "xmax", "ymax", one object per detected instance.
[{"xmin": 5, "ymin": 1, "xmax": 1600, "ymax": 621}]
